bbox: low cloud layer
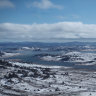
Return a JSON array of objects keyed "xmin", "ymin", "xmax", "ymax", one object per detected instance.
[{"xmin": 0, "ymin": 22, "xmax": 96, "ymax": 42}]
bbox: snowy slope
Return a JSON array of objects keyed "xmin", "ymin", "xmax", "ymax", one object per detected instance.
[{"xmin": 0, "ymin": 60, "xmax": 96, "ymax": 96}]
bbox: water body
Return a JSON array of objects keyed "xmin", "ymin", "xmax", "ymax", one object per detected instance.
[{"xmin": 4, "ymin": 50, "xmax": 96, "ymax": 71}]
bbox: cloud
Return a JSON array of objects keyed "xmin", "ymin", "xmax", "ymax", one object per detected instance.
[
  {"xmin": 57, "ymin": 16, "xmax": 67, "ymax": 19},
  {"xmin": 0, "ymin": 22, "xmax": 96, "ymax": 42},
  {"xmin": 0, "ymin": 0, "xmax": 14, "ymax": 8},
  {"xmin": 28, "ymin": 0, "xmax": 63, "ymax": 9},
  {"xmin": 57, "ymin": 15, "xmax": 80, "ymax": 20},
  {"xmin": 72, "ymin": 15, "xmax": 80, "ymax": 19}
]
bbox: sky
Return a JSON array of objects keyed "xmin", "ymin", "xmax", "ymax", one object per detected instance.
[{"xmin": 0, "ymin": 0, "xmax": 96, "ymax": 42}]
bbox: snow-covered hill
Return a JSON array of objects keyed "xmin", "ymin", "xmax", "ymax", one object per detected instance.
[
  {"xmin": 41, "ymin": 51, "xmax": 96, "ymax": 64},
  {"xmin": 21, "ymin": 47, "xmax": 41, "ymax": 51}
]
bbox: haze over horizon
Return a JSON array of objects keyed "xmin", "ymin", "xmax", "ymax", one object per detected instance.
[{"xmin": 0, "ymin": 0, "xmax": 96, "ymax": 42}]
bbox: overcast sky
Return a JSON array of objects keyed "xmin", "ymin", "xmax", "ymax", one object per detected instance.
[{"xmin": 0, "ymin": 0, "xmax": 96, "ymax": 42}]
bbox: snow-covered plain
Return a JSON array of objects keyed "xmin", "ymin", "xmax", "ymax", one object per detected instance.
[{"xmin": 0, "ymin": 60, "xmax": 96, "ymax": 96}]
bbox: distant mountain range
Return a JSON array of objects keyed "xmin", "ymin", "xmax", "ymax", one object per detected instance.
[{"xmin": 0, "ymin": 41, "xmax": 96, "ymax": 47}]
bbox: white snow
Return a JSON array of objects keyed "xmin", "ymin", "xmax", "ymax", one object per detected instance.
[
  {"xmin": 21, "ymin": 47, "xmax": 40, "ymax": 51},
  {"xmin": 41, "ymin": 51, "xmax": 96, "ymax": 64},
  {"xmin": 41, "ymin": 56, "xmax": 62, "ymax": 61},
  {"xmin": 79, "ymin": 92, "xmax": 96, "ymax": 96},
  {"xmin": 1, "ymin": 61, "xmax": 96, "ymax": 96},
  {"xmin": 65, "ymin": 51, "xmax": 96, "ymax": 62},
  {"xmin": 10, "ymin": 61, "xmax": 62, "ymax": 68},
  {"xmin": 22, "ymin": 47, "xmax": 31, "ymax": 50},
  {"xmin": 1, "ymin": 52, "xmax": 20, "ymax": 58}
]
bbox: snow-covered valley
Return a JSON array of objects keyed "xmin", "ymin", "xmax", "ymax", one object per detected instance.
[{"xmin": 1, "ymin": 43, "xmax": 96, "ymax": 96}]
